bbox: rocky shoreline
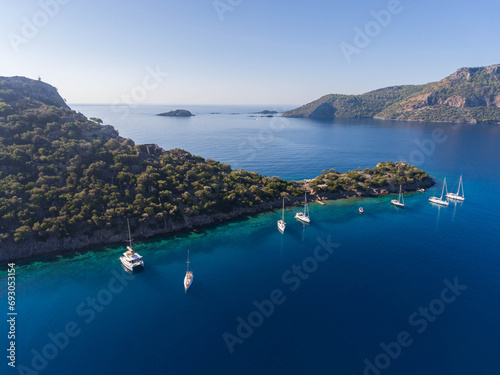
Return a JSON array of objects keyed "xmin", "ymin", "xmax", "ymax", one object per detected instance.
[{"xmin": 1, "ymin": 178, "xmax": 434, "ymax": 262}]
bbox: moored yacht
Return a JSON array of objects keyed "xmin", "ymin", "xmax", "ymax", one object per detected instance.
[
  {"xmin": 120, "ymin": 219, "xmax": 144, "ymax": 272},
  {"xmin": 446, "ymin": 175, "xmax": 465, "ymax": 201},
  {"xmin": 184, "ymin": 249, "xmax": 193, "ymax": 292},
  {"xmin": 277, "ymin": 197, "xmax": 286, "ymax": 233},
  {"xmin": 295, "ymin": 193, "xmax": 311, "ymax": 224},
  {"xmin": 391, "ymin": 185, "xmax": 405, "ymax": 208},
  {"xmin": 429, "ymin": 178, "xmax": 449, "ymax": 206}
]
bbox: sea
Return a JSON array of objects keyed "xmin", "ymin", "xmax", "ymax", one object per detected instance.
[{"xmin": 2, "ymin": 104, "xmax": 500, "ymax": 375}]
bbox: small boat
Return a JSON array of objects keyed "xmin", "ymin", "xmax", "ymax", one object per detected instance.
[
  {"xmin": 119, "ymin": 219, "xmax": 144, "ymax": 272},
  {"xmin": 418, "ymin": 188, "xmax": 425, "ymax": 192},
  {"xmin": 184, "ymin": 249, "xmax": 193, "ymax": 292},
  {"xmin": 277, "ymin": 198, "xmax": 286, "ymax": 233},
  {"xmin": 295, "ymin": 193, "xmax": 311, "ymax": 224},
  {"xmin": 391, "ymin": 185, "xmax": 405, "ymax": 208},
  {"xmin": 446, "ymin": 175, "xmax": 465, "ymax": 201},
  {"xmin": 429, "ymin": 178, "xmax": 449, "ymax": 206},
  {"xmin": 359, "ymin": 207, "xmax": 364, "ymax": 214}
]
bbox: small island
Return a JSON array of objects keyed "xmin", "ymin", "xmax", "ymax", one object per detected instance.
[
  {"xmin": 157, "ymin": 109, "xmax": 194, "ymax": 117},
  {"xmin": 253, "ymin": 110, "xmax": 278, "ymax": 115}
]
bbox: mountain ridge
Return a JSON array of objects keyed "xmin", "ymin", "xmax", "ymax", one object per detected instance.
[{"xmin": 283, "ymin": 64, "xmax": 500, "ymax": 124}]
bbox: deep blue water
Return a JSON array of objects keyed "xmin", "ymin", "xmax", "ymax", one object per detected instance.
[{"xmin": 2, "ymin": 105, "xmax": 500, "ymax": 375}]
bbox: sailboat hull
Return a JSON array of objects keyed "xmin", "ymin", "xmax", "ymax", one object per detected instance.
[
  {"xmin": 446, "ymin": 193, "xmax": 465, "ymax": 201},
  {"xmin": 120, "ymin": 257, "xmax": 144, "ymax": 272},
  {"xmin": 391, "ymin": 199, "xmax": 405, "ymax": 208},
  {"xmin": 277, "ymin": 220, "xmax": 286, "ymax": 233},
  {"xmin": 429, "ymin": 197, "xmax": 449, "ymax": 206},
  {"xmin": 184, "ymin": 275, "xmax": 193, "ymax": 292},
  {"xmin": 295, "ymin": 215, "xmax": 310, "ymax": 224}
]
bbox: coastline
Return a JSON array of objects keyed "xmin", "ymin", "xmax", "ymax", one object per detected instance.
[{"xmin": 1, "ymin": 178, "xmax": 434, "ymax": 262}]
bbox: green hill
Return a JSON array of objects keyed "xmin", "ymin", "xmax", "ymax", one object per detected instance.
[{"xmin": 283, "ymin": 64, "xmax": 500, "ymax": 124}]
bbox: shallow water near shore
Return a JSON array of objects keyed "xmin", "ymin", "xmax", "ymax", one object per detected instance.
[{"xmin": 3, "ymin": 105, "xmax": 500, "ymax": 375}]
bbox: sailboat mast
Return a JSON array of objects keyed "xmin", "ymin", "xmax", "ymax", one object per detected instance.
[
  {"xmin": 282, "ymin": 198, "xmax": 285, "ymax": 221},
  {"xmin": 187, "ymin": 249, "xmax": 190, "ymax": 272},
  {"xmin": 127, "ymin": 218, "xmax": 133, "ymax": 249},
  {"xmin": 440, "ymin": 178, "xmax": 446, "ymax": 199}
]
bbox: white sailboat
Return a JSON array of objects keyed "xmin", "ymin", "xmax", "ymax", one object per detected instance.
[
  {"xmin": 446, "ymin": 175, "xmax": 465, "ymax": 201},
  {"xmin": 119, "ymin": 219, "xmax": 144, "ymax": 272},
  {"xmin": 184, "ymin": 249, "xmax": 193, "ymax": 292},
  {"xmin": 277, "ymin": 198, "xmax": 286, "ymax": 233},
  {"xmin": 429, "ymin": 178, "xmax": 449, "ymax": 206},
  {"xmin": 295, "ymin": 193, "xmax": 311, "ymax": 224},
  {"xmin": 391, "ymin": 185, "xmax": 405, "ymax": 208}
]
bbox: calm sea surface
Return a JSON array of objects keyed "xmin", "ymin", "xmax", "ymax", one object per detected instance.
[{"xmin": 2, "ymin": 104, "xmax": 500, "ymax": 375}]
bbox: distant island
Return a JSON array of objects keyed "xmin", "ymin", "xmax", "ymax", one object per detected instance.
[
  {"xmin": 0, "ymin": 77, "xmax": 433, "ymax": 261},
  {"xmin": 157, "ymin": 109, "xmax": 194, "ymax": 117},
  {"xmin": 283, "ymin": 64, "xmax": 500, "ymax": 124},
  {"xmin": 253, "ymin": 110, "xmax": 278, "ymax": 115}
]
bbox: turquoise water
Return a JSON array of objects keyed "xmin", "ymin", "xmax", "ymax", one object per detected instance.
[{"xmin": 2, "ymin": 105, "xmax": 500, "ymax": 375}]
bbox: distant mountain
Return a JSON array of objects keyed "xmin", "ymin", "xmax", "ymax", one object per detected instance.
[{"xmin": 283, "ymin": 64, "xmax": 500, "ymax": 124}]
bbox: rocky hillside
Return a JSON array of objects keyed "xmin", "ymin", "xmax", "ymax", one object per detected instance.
[{"xmin": 283, "ymin": 64, "xmax": 500, "ymax": 124}]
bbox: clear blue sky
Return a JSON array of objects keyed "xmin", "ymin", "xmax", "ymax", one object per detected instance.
[{"xmin": 1, "ymin": 0, "xmax": 499, "ymax": 105}]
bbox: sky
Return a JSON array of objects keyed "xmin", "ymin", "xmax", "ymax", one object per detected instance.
[{"xmin": 1, "ymin": 0, "xmax": 499, "ymax": 105}]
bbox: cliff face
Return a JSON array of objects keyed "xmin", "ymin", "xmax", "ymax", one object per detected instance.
[{"xmin": 284, "ymin": 64, "xmax": 500, "ymax": 124}]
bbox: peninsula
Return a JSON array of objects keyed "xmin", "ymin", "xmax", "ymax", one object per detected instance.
[
  {"xmin": 283, "ymin": 64, "xmax": 500, "ymax": 124},
  {"xmin": 0, "ymin": 77, "xmax": 433, "ymax": 261}
]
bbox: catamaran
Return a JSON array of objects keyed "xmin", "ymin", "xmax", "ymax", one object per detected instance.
[
  {"xmin": 429, "ymin": 178, "xmax": 449, "ymax": 206},
  {"xmin": 184, "ymin": 249, "xmax": 193, "ymax": 292},
  {"xmin": 119, "ymin": 219, "xmax": 144, "ymax": 272},
  {"xmin": 446, "ymin": 175, "xmax": 465, "ymax": 201},
  {"xmin": 277, "ymin": 198, "xmax": 286, "ymax": 233},
  {"xmin": 391, "ymin": 185, "xmax": 405, "ymax": 208},
  {"xmin": 295, "ymin": 193, "xmax": 311, "ymax": 224}
]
